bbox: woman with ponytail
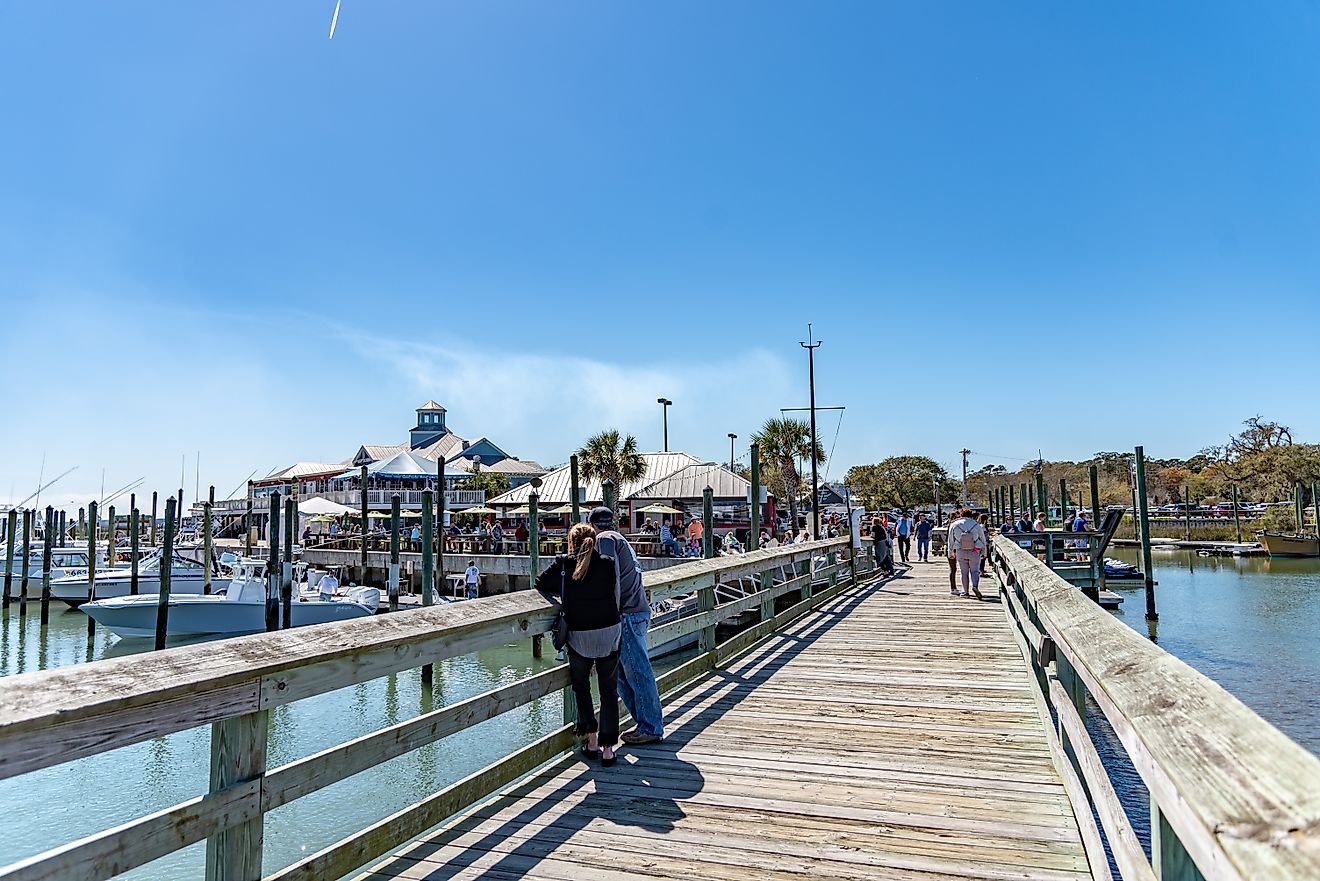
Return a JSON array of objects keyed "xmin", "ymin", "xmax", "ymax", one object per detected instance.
[{"xmin": 535, "ymin": 522, "xmax": 622, "ymax": 765}]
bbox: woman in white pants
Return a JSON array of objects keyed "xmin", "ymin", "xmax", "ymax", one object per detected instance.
[{"xmin": 946, "ymin": 510, "xmax": 986, "ymax": 599}]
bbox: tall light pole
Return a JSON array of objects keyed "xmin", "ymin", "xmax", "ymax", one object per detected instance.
[
  {"xmin": 657, "ymin": 398, "xmax": 672, "ymax": 451},
  {"xmin": 960, "ymin": 449, "xmax": 971, "ymax": 508},
  {"xmin": 727, "ymin": 433, "xmax": 737, "ymax": 471},
  {"xmin": 800, "ymin": 325, "xmax": 822, "ymax": 540}
]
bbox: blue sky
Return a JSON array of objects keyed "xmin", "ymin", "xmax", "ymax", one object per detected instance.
[{"xmin": 3, "ymin": 1, "xmax": 1319, "ymax": 508}]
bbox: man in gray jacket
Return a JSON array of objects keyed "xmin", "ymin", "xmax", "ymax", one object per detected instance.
[{"xmin": 589, "ymin": 507, "xmax": 664, "ymax": 744}]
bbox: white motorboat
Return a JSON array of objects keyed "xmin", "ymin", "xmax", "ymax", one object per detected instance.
[
  {"xmin": 50, "ymin": 550, "xmax": 222, "ymax": 607},
  {"xmin": 81, "ymin": 559, "xmax": 378, "ymax": 639}
]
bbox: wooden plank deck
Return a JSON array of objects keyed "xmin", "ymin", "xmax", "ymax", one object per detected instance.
[{"xmin": 355, "ymin": 561, "xmax": 1095, "ymax": 881}]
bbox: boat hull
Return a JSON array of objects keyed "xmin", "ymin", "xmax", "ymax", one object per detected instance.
[
  {"xmin": 1257, "ymin": 532, "xmax": 1320, "ymax": 558},
  {"xmin": 50, "ymin": 573, "xmax": 216, "ymax": 607},
  {"xmin": 81, "ymin": 595, "xmax": 373, "ymax": 639}
]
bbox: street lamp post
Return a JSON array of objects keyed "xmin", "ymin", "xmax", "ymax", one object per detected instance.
[
  {"xmin": 800, "ymin": 326, "xmax": 822, "ymax": 540},
  {"xmin": 727, "ymin": 433, "xmax": 737, "ymax": 471},
  {"xmin": 657, "ymin": 398, "xmax": 672, "ymax": 451}
]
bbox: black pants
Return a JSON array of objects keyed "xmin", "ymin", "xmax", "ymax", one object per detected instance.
[
  {"xmin": 897, "ymin": 535, "xmax": 911, "ymax": 561},
  {"xmin": 568, "ymin": 647, "xmax": 620, "ymax": 747}
]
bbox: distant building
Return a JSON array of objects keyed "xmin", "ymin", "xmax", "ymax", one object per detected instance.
[{"xmin": 233, "ymin": 402, "xmax": 546, "ymax": 536}]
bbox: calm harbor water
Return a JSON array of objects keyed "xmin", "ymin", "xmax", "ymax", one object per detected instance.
[{"xmin": 0, "ymin": 602, "xmax": 566, "ymax": 879}]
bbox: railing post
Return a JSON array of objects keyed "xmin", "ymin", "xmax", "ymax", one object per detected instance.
[
  {"xmin": 698, "ymin": 577, "xmax": 716, "ymax": 653},
  {"xmin": 205, "ymin": 710, "xmax": 269, "ymax": 881},
  {"xmin": 827, "ymin": 547, "xmax": 838, "ymax": 588},
  {"xmin": 1151, "ymin": 798, "xmax": 1205, "ymax": 881}
]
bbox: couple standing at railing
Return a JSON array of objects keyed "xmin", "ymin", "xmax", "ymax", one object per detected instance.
[{"xmin": 534, "ymin": 507, "xmax": 665, "ymax": 766}]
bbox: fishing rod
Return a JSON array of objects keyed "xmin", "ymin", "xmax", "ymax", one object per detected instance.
[
  {"xmin": 103, "ymin": 477, "xmax": 146, "ymax": 507},
  {"xmin": 14, "ymin": 466, "xmax": 79, "ymax": 509},
  {"xmin": 224, "ymin": 470, "xmax": 260, "ymax": 502}
]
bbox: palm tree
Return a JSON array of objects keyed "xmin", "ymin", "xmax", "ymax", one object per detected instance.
[
  {"xmin": 751, "ymin": 417, "xmax": 826, "ymax": 534},
  {"xmin": 576, "ymin": 430, "xmax": 647, "ymax": 516}
]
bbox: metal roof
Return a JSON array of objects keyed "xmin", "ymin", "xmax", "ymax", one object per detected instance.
[
  {"xmin": 632, "ymin": 463, "xmax": 750, "ymax": 501},
  {"xmin": 479, "ymin": 458, "xmax": 547, "ymax": 475},
  {"xmin": 488, "ymin": 452, "xmax": 704, "ymax": 506},
  {"xmin": 416, "ymin": 400, "xmax": 446, "ymax": 411},
  {"xmin": 258, "ymin": 461, "xmax": 350, "ymax": 483},
  {"xmin": 335, "ymin": 451, "xmax": 438, "ymax": 480}
]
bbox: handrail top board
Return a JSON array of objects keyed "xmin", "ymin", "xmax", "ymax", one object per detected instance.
[
  {"xmin": 0, "ymin": 537, "xmax": 847, "ymax": 771},
  {"xmin": 994, "ymin": 536, "xmax": 1320, "ymax": 881}
]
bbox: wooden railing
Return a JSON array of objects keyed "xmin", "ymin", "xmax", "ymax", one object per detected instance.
[
  {"xmin": 991, "ymin": 536, "xmax": 1320, "ymax": 881},
  {"xmin": 0, "ymin": 536, "xmax": 872, "ymax": 881}
]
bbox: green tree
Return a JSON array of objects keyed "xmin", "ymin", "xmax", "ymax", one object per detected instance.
[
  {"xmin": 575, "ymin": 430, "xmax": 647, "ymax": 515},
  {"xmin": 845, "ymin": 456, "xmax": 957, "ymax": 511},
  {"xmin": 459, "ymin": 471, "xmax": 510, "ymax": 499},
  {"xmin": 750, "ymin": 417, "xmax": 825, "ymax": 532}
]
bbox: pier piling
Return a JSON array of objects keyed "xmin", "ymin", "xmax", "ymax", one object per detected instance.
[
  {"xmin": 1134, "ymin": 446, "xmax": 1157, "ymax": 622},
  {"xmin": 40, "ymin": 506, "xmax": 53, "ymax": 626},
  {"xmin": 130, "ymin": 507, "xmax": 140, "ymax": 595},
  {"xmin": 421, "ymin": 489, "xmax": 434, "ymax": 684},
  {"xmin": 569, "ymin": 454, "xmax": 581, "ymax": 524},
  {"xmin": 85, "ymin": 501, "xmax": 97, "ymax": 635},
  {"xmin": 106, "ymin": 505, "xmax": 115, "ymax": 572},
  {"xmin": 702, "ymin": 486, "xmax": 714, "ymax": 558},
  {"xmin": 155, "ymin": 498, "xmax": 176, "ymax": 650},
  {"xmin": 266, "ymin": 492, "xmax": 280, "ymax": 632},
  {"xmin": 2, "ymin": 509, "xmax": 15, "ymax": 608},
  {"xmin": 528, "ymin": 492, "xmax": 540, "ymax": 584},
  {"xmin": 203, "ymin": 500, "xmax": 213, "ymax": 595},
  {"xmin": 389, "ymin": 495, "xmax": 401, "ymax": 613},
  {"xmin": 359, "ymin": 465, "xmax": 369, "ymax": 578},
  {"xmin": 19, "ymin": 509, "xmax": 31, "ymax": 615},
  {"xmin": 150, "ymin": 492, "xmax": 157, "ymax": 546},
  {"xmin": 282, "ymin": 496, "xmax": 294, "ymax": 628}
]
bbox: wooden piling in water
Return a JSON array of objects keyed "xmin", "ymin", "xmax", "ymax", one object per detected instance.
[
  {"xmin": 2, "ymin": 508, "xmax": 15, "ymax": 609},
  {"xmin": 1312, "ymin": 482, "xmax": 1319, "ymax": 543},
  {"xmin": 1036, "ymin": 471, "xmax": 1048, "ymax": 526},
  {"xmin": 1089, "ymin": 465, "xmax": 1100, "ymax": 527},
  {"xmin": 569, "ymin": 454, "xmax": 581, "ymax": 524},
  {"xmin": 703, "ymin": 486, "xmax": 714, "ymax": 558},
  {"xmin": 19, "ymin": 509, "xmax": 32, "ymax": 614},
  {"xmin": 58, "ymin": 509, "xmax": 67, "ymax": 547},
  {"xmin": 78, "ymin": 507, "xmax": 85, "ymax": 541},
  {"xmin": 282, "ymin": 496, "xmax": 294, "ymax": 628},
  {"xmin": 1295, "ymin": 483, "xmax": 1305, "ymax": 535},
  {"xmin": 1009, "ymin": 484, "xmax": 1016, "ymax": 521},
  {"xmin": 749, "ymin": 443, "xmax": 761, "ymax": 551},
  {"xmin": 1059, "ymin": 479, "xmax": 1067, "ymax": 521},
  {"xmin": 437, "ymin": 458, "xmax": 446, "ymax": 598},
  {"xmin": 150, "ymin": 492, "xmax": 158, "ymax": 546},
  {"xmin": 266, "ymin": 492, "xmax": 280, "ymax": 632},
  {"xmin": 130, "ymin": 506, "xmax": 140, "ymax": 595},
  {"xmin": 106, "ymin": 505, "xmax": 116, "ymax": 573},
  {"xmin": 40, "ymin": 506, "xmax": 54, "ymax": 625},
  {"xmin": 155, "ymin": 498, "xmax": 176, "ymax": 650},
  {"xmin": 528, "ymin": 492, "xmax": 540, "ymax": 582},
  {"xmin": 1134, "ymin": 446, "xmax": 1157, "ymax": 622},
  {"xmin": 359, "ymin": 465, "xmax": 369, "ymax": 578},
  {"xmin": 244, "ymin": 483, "xmax": 254, "ymax": 557},
  {"xmin": 389, "ymin": 494, "xmax": 401, "ymax": 613},
  {"xmin": 421, "ymin": 489, "xmax": 434, "ymax": 684},
  {"xmin": 203, "ymin": 501, "xmax": 213, "ymax": 595},
  {"xmin": 85, "ymin": 501, "xmax": 97, "ymax": 635},
  {"xmin": 1231, "ymin": 484, "xmax": 1242, "ymax": 544}
]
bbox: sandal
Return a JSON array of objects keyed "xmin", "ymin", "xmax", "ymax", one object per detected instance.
[
  {"xmin": 601, "ymin": 750, "xmax": 617, "ymax": 767},
  {"xmin": 581, "ymin": 746, "xmax": 601, "ymax": 760}
]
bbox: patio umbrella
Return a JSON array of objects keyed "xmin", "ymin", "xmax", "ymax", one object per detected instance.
[
  {"xmin": 460, "ymin": 506, "xmax": 498, "ymax": 516},
  {"xmin": 367, "ymin": 511, "xmax": 392, "ymax": 519},
  {"xmin": 548, "ymin": 504, "xmax": 577, "ymax": 515},
  {"xmin": 309, "ymin": 515, "xmax": 337, "ymax": 523},
  {"xmin": 637, "ymin": 503, "xmax": 683, "ymax": 515},
  {"xmin": 506, "ymin": 505, "xmax": 530, "ymax": 516}
]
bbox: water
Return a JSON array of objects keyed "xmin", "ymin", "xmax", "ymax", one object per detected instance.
[
  {"xmin": 1106, "ymin": 547, "xmax": 1320, "ymax": 755},
  {"xmin": 0, "ymin": 602, "xmax": 567, "ymax": 879},
  {"xmin": 1087, "ymin": 548, "xmax": 1320, "ymax": 863}
]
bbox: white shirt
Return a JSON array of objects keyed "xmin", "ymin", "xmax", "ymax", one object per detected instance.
[
  {"xmin": 319, "ymin": 572, "xmax": 339, "ymax": 596},
  {"xmin": 465, "ymin": 565, "xmax": 480, "ymax": 584}
]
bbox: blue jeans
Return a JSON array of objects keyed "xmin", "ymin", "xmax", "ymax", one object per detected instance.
[
  {"xmin": 617, "ymin": 610, "xmax": 664, "ymax": 738},
  {"xmin": 916, "ymin": 537, "xmax": 930, "ymax": 561}
]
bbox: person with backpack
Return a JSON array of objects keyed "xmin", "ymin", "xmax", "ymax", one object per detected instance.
[{"xmin": 947, "ymin": 509, "xmax": 987, "ymax": 599}]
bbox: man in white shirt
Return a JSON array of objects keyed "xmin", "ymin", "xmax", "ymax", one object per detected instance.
[
  {"xmin": 464, "ymin": 560, "xmax": 480, "ymax": 599},
  {"xmin": 946, "ymin": 510, "xmax": 987, "ymax": 599},
  {"xmin": 318, "ymin": 570, "xmax": 339, "ymax": 601}
]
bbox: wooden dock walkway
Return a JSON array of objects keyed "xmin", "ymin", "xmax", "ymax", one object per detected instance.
[{"xmin": 356, "ymin": 563, "xmax": 1093, "ymax": 881}]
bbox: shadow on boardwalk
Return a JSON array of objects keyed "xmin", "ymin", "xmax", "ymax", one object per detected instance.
[{"xmin": 366, "ymin": 583, "xmax": 879, "ymax": 881}]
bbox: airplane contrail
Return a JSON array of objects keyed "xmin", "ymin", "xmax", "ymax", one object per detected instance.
[{"xmin": 329, "ymin": 0, "xmax": 342, "ymax": 39}]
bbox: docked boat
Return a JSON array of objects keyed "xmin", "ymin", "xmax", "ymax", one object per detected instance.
[
  {"xmin": 49, "ymin": 550, "xmax": 222, "ymax": 607},
  {"xmin": 80, "ymin": 559, "xmax": 379, "ymax": 639},
  {"xmin": 1257, "ymin": 531, "xmax": 1320, "ymax": 558}
]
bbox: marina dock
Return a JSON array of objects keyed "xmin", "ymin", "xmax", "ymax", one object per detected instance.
[{"xmin": 2, "ymin": 536, "xmax": 1319, "ymax": 881}]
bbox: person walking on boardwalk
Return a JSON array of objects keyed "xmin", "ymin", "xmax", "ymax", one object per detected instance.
[
  {"xmin": 914, "ymin": 513, "xmax": 933, "ymax": 562},
  {"xmin": 588, "ymin": 507, "xmax": 665, "ymax": 745},
  {"xmin": 464, "ymin": 560, "xmax": 480, "ymax": 599},
  {"xmin": 895, "ymin": 512, "xmax": 913, "ymax": 563},
  {"xmin": 947, "ymin": 509, "xmax": 987, "ymax": 599},
  {"xmin": 535, "ymin": 523, "xmax": 622, "ymax": 766}
]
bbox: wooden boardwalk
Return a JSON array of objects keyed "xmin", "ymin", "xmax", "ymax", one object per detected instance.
[{"xmin": 356, "ymin": 561, "xmax": 1095, "ymax": 881}]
